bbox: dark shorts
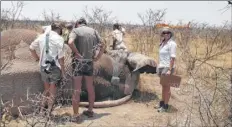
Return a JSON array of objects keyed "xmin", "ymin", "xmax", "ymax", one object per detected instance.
[
  {"xmin": 157, "ymin": 67, "xmax": 174, "ymax": 77},
  {"xmin": 72, "ymin": 58, "xmax": 93, "ymax": 76},
  {"xmin": 40, "ymin": 66, "xmax": 62, "ymax": 85}
]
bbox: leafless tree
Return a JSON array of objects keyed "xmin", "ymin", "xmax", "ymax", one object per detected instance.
[
  {"xmin": 173, "ymin": 21, "xmax": 231, "ymax": 126},
  {"xmin": 1, "ymin": 1, "xmax": 25, "ymax": 74},
  {"xmin": 0, "ymin": 1, "xmax": 25, "ymax": 30},
  {"xmin": 130, "ymin": 8, "xmax": 166, "ymax": 55},
  {"xmin": 137, "ymin": 8, "xmax": 166, "ymax": 35},
  {"xmin": 42, "ymin": 9, "xmax": 62, "ymax": 24},
  {"xmin": 81, "ymin": 5, "xmax": 116, "ymax": 36}
]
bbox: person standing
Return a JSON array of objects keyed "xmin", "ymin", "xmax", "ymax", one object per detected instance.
[
  {"xmin": 29, "ymin": 22, "xmax": 65, "ymax": 115},
  {"xmin": 155, "ymin": 27, "xmax": 177, "ymax": 112},
  {"xmin": 111, "ymin": 23, "xmax": 127, "ymax": 51},
  {"xmin": 68, "ymin": 18, "xmax": 104, "ymax": 122},
  {"xmin": 63, "ymin": 23, "xmax": 74, "ymax": 44}
]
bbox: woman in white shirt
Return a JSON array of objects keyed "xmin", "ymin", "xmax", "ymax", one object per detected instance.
[{"xmin": 156, "ymin": 27, "xmax": 177, "ymax": 112}]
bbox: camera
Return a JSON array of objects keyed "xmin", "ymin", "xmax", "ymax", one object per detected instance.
[{"xmin": 44, "ymin": 56, "xmax": 56, "ymax": 74}]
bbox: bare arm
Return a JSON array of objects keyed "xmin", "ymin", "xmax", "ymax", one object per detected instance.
[
  {"xmin": 29, "ymin": 36, "xmax": 40, "ymax": 61},
  {"xmin": 57, "ymin": 39, "xmax": 65, "ymax": 77},
  {"xmin": 68, "ymin": 38, "xmax": 80, "ymax": 56},
  {"xmin": 29, "ymin": 49, "xmax": 40, "ymax": 61},
  {"xmin": 94, "ymin": 30, "xmax": 106, "ymax": 61},
  {"xmin": 169, "ymin": 57, "xmax": 175, "ymax": 71},
  {"xmin": 58, "ymin": 57, "xmax": 65, "ymax": 77},
  {"xmin": 68, "ymin": 30, "xmax": 82, "ymax": 58},
  {"xmin": 169, "ymin": 42, "xmax": 177, "ymax": 71}
]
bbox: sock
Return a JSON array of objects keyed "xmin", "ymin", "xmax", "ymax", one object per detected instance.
[
  {"xmin": 160, "ymin": 101, "xmax": 164, "ymax": 107},
  {"xmin": 164, "ymin": 104, "xmax": 169, "ymax": 109}
]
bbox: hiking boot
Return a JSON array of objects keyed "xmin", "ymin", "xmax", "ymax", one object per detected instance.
[
  {"xmin": 83, "ymin": 110, "xmax": 94, "ymax": 118},
  {"xmin": 70, "ymin": 114, "xmax": 82, "ymax": 123},
  {"xmin": 154, "ymin": 101, "xmax": 164, "ymax": 109},
  {"xmin": 157, "ymin": 107, "xmax": 167, "ymax": 112},
  {"xmin": 157, "ymin": 104, "xmax": 169, "ymax": 113}
]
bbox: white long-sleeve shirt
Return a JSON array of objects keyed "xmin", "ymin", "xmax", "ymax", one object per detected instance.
[
  {"xmin": 158, "ymin": 39, "xmax": 177, "ymax": 68},
  {"xmin": 29, "ymin": 31, "xmax": 65, "ymax": 69},
  {"xmin": 112, "ymin": 29, "xmax": 127, "ymax": 51}
]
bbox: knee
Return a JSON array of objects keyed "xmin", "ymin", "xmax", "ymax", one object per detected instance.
[{"xmin": 73, "ymin": 90, "xmax": 81, "ymax": 97}]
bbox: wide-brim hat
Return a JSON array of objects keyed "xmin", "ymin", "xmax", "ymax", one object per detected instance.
[{"xmin": 160, "ymin": 27, "xmax": 174, "ymax": 37}]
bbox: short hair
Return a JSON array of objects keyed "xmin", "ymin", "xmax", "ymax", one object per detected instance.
[
  {"xmin": 51, "ymin": 22, "xmax": 63, "ymax": 30},
  {"xmin": 113, "ymin": 23, "xmax": 120, "ymax": 30},
  {"xmin": 77, "ymin": 17, "xmax": 87, "ymax": 25}
]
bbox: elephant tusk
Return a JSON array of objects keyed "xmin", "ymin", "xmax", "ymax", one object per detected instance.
[{"xmin": 79, "ymin": 94, "xmax": 132, "ymax": 108}]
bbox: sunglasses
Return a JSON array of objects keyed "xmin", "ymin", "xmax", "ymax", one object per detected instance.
[{"xmin": 162, "ymin": 32, "xmax": 171, "ymax": 35}]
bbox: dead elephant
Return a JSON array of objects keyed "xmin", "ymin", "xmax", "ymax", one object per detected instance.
[{"xmin": 61, "ymin": 49, "xmax": 157, "ymax": 108}]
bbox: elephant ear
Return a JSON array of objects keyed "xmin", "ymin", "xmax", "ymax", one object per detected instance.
[{"xmin": 126, "ymin": 52, "xmax": 157, "ymax": 74}]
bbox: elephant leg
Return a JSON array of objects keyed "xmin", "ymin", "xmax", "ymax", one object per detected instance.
[{"xmin": 124, "ymin": 71, "xmax": 140, "ymax": 95}]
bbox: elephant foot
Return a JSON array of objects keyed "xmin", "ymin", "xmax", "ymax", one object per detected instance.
[{"xmin": 79, "ymin": 94, "xmax": 132, "ymax": 108}]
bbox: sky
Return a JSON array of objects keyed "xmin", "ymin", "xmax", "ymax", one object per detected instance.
[{"xmin": 1, "ymin": 1, "xmax": 231, "ymax": 26}]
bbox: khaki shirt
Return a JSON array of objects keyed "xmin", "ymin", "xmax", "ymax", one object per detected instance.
[{"xmin": 69, "ymin": 24, "xmax": 102, "ymax": 59}]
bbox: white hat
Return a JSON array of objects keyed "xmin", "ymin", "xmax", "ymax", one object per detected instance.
[
  {"xmin": 121, "ymin": 27, "xmax": 125, "ymax": 32},
  {"xmin": 42, "ymin": 25, "xmax": 51, "ymax": 34},
  {"xmin": 160, "ymin": 27, "xmax": 174, "ymax": 37}
]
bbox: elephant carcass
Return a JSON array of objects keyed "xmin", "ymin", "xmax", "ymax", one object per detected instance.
[{"xmin": 62, "ymin": 49, "xmax": 157, "ymax": 108}]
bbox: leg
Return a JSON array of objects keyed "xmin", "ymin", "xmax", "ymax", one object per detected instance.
[
  {"xmin": 164, "ymin": 68, "xmax": 174, "ymax": 105},
  {"xmin": 40, "ymin": 82, "xmax": 50, "ymax": 112},
  {"xmin": 157, "ymin": 68, "xmax": 168, "ymax": 112},
  {"xmin": 155, "ymin": 68, "xmax": 164, "ymax": 109},
  {"xmin": 71, "ymin": 58, "xmax": 84, "ymax": 117},
  {"xmin": 47, "ymin": 83, "xmax": 57, "ymax": 114},
  {"xmin": 163, "ymin": 85, "xmax": 171, "ymax": 105},
  {"xmin": 161, "ymin": 67, "xmax": 169, "ymax": 105},
  {"xmin": 72, "ymin": 76, "xmax": 83, "ymax": 116},
  {"xmin": 46, "ymin": 67, "xmax": 61, "ymax": 115},
  {"xmin": 84, "ymin": 76, "xmax": 95, "ymax": 112},
  {"xmin": 40, "ymin": 68, "xmax": 50, "ymax": 113},
  {"xmin": 161, "ymin": 85, "xmax": 165, "ymax": 102},
  {"xmin": 82, "ymin": 61, "xmax": 95, "ymax": 117}
]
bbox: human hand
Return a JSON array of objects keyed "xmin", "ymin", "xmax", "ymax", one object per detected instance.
[
  {"xmin": 74, "ymin": 53, "xmax": 83, "ymax": 59},
  {"xmin": 166, "ymin": 70, "xmax": 171, "ymax": 75}
]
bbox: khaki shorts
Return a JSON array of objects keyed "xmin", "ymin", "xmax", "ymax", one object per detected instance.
[
  {"xmin": 40, "ymin": 66, "xmax": 62, "ymax": 85},
  {"xmin": 157, "ymin": 67, "xmax": 174, "ymax": 76}
]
